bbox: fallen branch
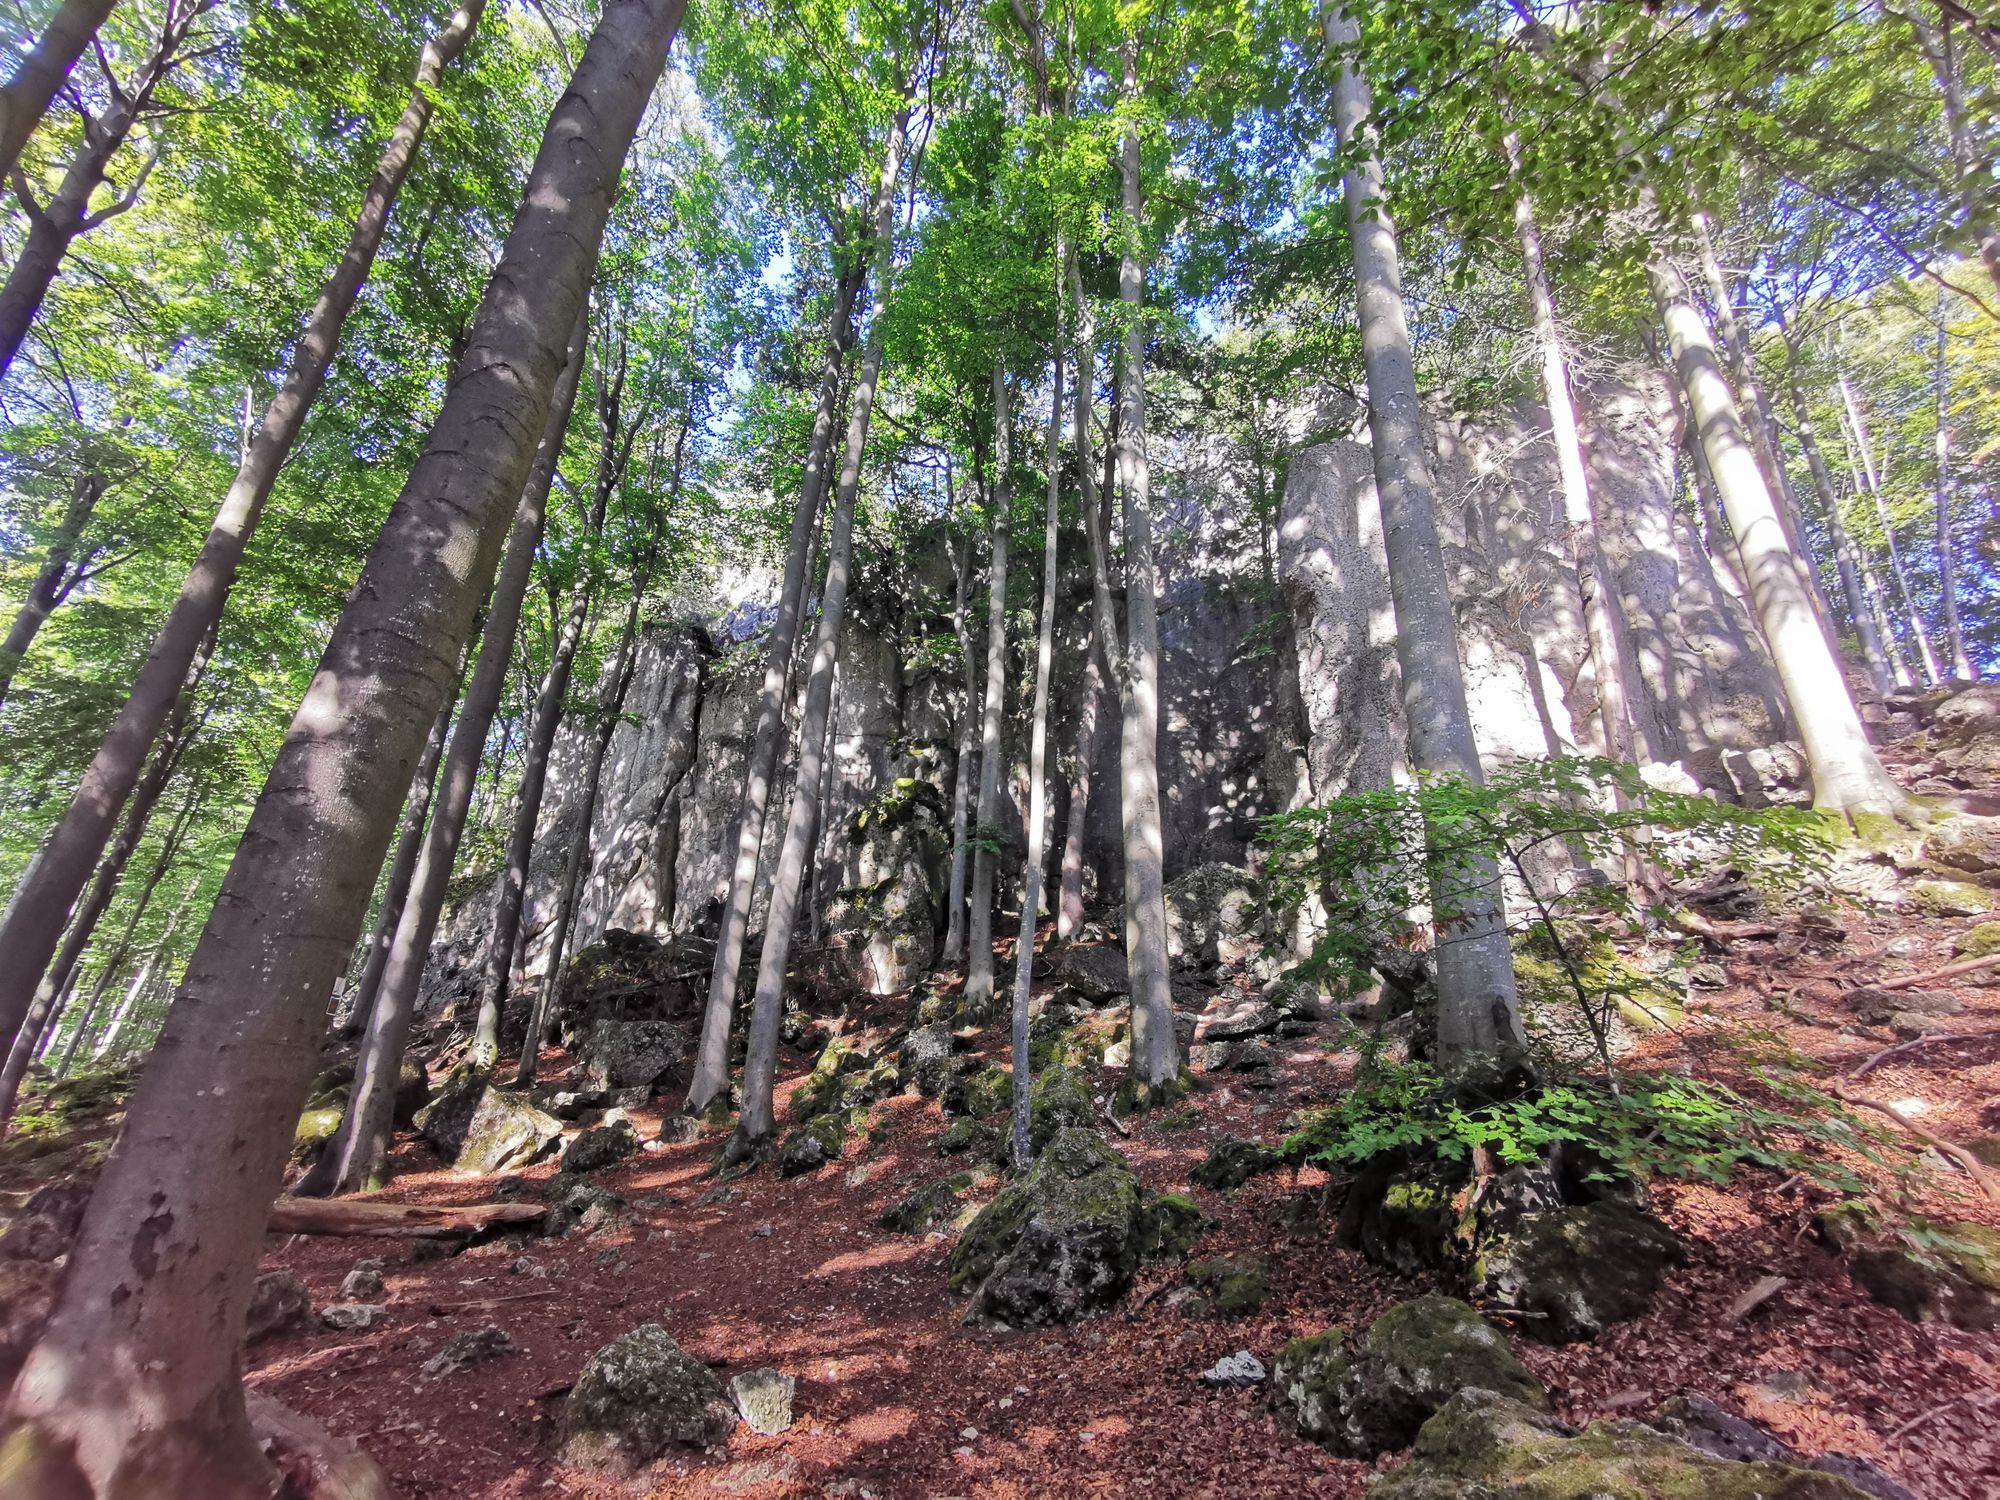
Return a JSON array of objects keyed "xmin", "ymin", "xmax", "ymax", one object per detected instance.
[
  {"xmin": 1664, "ymin": 909, "xmax": 1780, "ymax": 941},
  {"xmin": 1830, "ymin": 1084, "xmax": 2000, "ymax": 1205},
  {"xmin": 1723, "ymin": 1274, "xmax": 1788, "ymax": 1324},
  {"xmin": 1849, "ymin": 1030, "xmax": 2000, "ymax": 1081},
  {"xmin": 1876, "ymin": 952, "xmax": 2000, "ymax": 991},
  {"xmin": 268, "ymin": 1199, "xmax": 546, "ymax": 1239},
  {"xmin": 426, "ymin": 1288, "xmax": 562, "ymax": 1315}
]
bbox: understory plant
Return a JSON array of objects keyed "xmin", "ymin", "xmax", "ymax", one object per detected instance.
[{"xmin": 1258, "ymin": 755, "xmax": 1834, "ymax": 1087}]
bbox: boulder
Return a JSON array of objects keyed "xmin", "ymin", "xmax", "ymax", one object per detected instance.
[
  {"xmin": 938, "ymin": 1117, "xmax": 995, "ymax": 1156},
  {"xmin": 1046, "ymin": 944, "xmax": 1130, "ymax": 1003},
  {"xmin": 1201, "ymin": 1350, "xmax": 1267, "ymax": 1388},
  {"xmin": 1371, "ymin": 1390, "xmax": 1873, "ymax": 1499},
  {"xmin": 899, "ymin": 1022, "xmax": 956, "ymax": 1097},
  {"xmin": 414, "ymin": 1071, "xmax": 563, "ymax": 1174},
  {"xmin": 1923, "ymin": 816, "xmax": 2000, "ymax": 876},
  {"xmin": 1839, "ymin": 986, "xmax": 1961, "ymax": 1025},
  {"xmin": 792, "ymin": 1035, "xmax": 899, "ymax": 1122},
  {"xmin": 1026, "ymin": 1065, "xmax": 1096, "ymax": 1153},
  {"xmin": 320, "ymin": 1303, "xmax": 387, "ymax": 1333},
  {"xmin": 1194, "ymin": 997, "xmax": 1281, "ymax": 1043},
  {"xmin": 1648, "ymin": 1394, "xmax": 1918, "ymax": 1500},
  {"xmin": 393, "ymin": 1056, "xmax": 430, "ymax": 1127},
  {"xmin": 949, "ymin": 1127, "xmax": 1155, "ymax": 1327},
  {"xmin": 879, "ymin": 1173, "xmax": 974, "ymax": 1234},
  {"xmin": 1954, "ymin": 920, "xmax": 2000, "ymax": 957},
  {"xmin": 575, "ymin": 1019, "xmax": 686, "ymax": 1094},
  {"xmin": 1136, "ymin": 1191, "xmax": 1212, "ymax": 1261},
  {"xmin": 1909, "ymin": 878, "xmax": 1991, "ymax": 917},
  {"xmin": 1184, "ymin": 1254, "xmax": 1268, "ymax": 1316},
  {"xmin": 824, "ymin": 775, "xmax": 948, "ymax": 995},
  {"xmin": 1157, "ymin": 862, "xmax": 1271, "ymax": 969},
  {"xmin": 245, "ymin": 1269, "xmax": 313, "ymax": 1344},
  {"xmin": 1849, "ymin": 1221, "xmax": 2000, "ymax": 1331},
  {"xmin": 421, "ymin": 1323, "xmax": 512, "ymax": 1378},
  {"xmin": 556, "ymin": 929, "xmax": 694, "ymax": 1038},
  {"xmin": 1279, "ymin": 1296, "xmax": 1547, "ymax": 1457},
  {"xmin": 0, "ymin": 1181, "xmax": 89, "ymax": 1262},
  {"xmin": 1931, "ymin": 682, "xmax": 2000, "ymax": 746},
  {"xmin": 779, "ymin": 1111, "xmax": 855, "ymax": 1176},
  {"xmin": 559, "ymin": 1324, "xmax": 736, "ymax": 1470},
  {"xmin": 563, "ymin": 1118, "xmax": 641, "ymax": 1175},
  {"xmin": 942, "ymin": 1064, "xmax": 1013, "ymax": 1120},
  {"xmin": 1475, "ymin": 1201, "xmax": 1686, "ymax": 1342},
  {"xmin": 541, "ymin": 1174, "xmax": 628, "ymax": 1238},
  {"xmin": 730, "ymin": 1367, "xmax": 796, "ymax": 1436},
  {"xmin": 1190, "ymin": 1136, "xmax": 1285, "ymax": 1194}
]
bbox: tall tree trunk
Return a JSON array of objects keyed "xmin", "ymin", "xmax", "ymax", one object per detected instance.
[
  {"xmin": 1059, "ymin": 256, "xmax": 1114, "ymax": 940},
  {"xmin": 1324, "ymin": 3, "xmax": 1527, "ymax": 1072},
  {"xmin": 0, "ymin": 0, "xmax": 485, "ymax": 1056},
  {"xmin": 1934, "ymin": 298, "xmax": 1976, "ymax": 679},
  {"xmin": 1112, "ymin": 35, "xmax": 1180, "ymax": 1102},
  {"xmin": 1690, "ymin": 212, "xmax": 1841, "ymax": 648},
  {"xmin": 1008, "ymin": 328, "xmax": 1064, "ymax": 1171},
  {"xmin": 1, "ymin": 8, "xmax": 685, "ymax": 1484},
  {"xmin": 1839, "ymin": 375, "xmax": 1942, "ymax": 684},
  {"xmin": 0, "ymin": 0, "xmax": 196, "ymax": 379},
  {"xmin": 0, "ymin": 627, "xmax": 209, "ymax": 1130},
  {"xmin": 1911, "ymin": 6, "xmax": 2000, "ymax": 298},
  {"xmin": 1650, "ymin": 255, "xmax": 1915, "ymax": 825},
  {"xmin": 1774, "ymin": 325, "xmax": 1893, "ymax": 696},
  {"xmin": 685, "ymin": 265, "xmax": 866, "ymax": 1114},
  {"xmin": 93, "ymin": 877, "xmax": 196, "ymax": 1065},
  {"xmin": 963, "ymin": 369, "xmax": 1013, "ymax": 1021},
  {"xmin": 469, "ymin": 332, "xmax": 635, "ymax": 1067},
  {"xmin": 517, "ymin": 543, "xmax": 655, "ymax": 1086},
  {"xmin": 729, "ymin": 187, "xmax": 901, "ymax": 1158},
  {"xmin": 0, "ymin": 0, "xmax": 119, "ymax": 187},
  {"xmin": 341, "ymin": 631, "xmax": 467, "ymax": 1040},
  {"xmin": 0, "ymin": 468, "xmax": 107, "ymax": 706},
  {"xmin": 1504, "ymin": 128, "xmax": 1643, "ymax": 765},
  {"xmin": 942, "ymin": 518, "xmax": 977, "ymax": 959},
  {"xmin": 300, "ymin": 309, "xmax": 588, "ymax": 1199}
]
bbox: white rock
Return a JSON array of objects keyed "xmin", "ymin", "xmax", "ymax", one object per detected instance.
[{"xmin": 1201, "ymin": 1350, "xmax": 1267, "ymax": 1388}]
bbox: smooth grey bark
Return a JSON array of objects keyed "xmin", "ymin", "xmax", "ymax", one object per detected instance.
[
  {"xmin": 1325, "ymin": 3, "xmax": 1527, "ymax": 1070},
  {"xmin": 1774, "ymin": 325, "xmax": 1893, "ymax": 695},
  {"xmin": 1650, "ymin": 255, "xmax": 1916, "ymax": 824},
  {"xmin": 1911, "ymin": 6, "xmax": 2000, "ymax": 297},
  {"xmin": 300, "ymin": 309, "xmax": 588, "ymax": 1199},
  {"xmin": 0, "ymin": 467, "xmax": 108, "ymax": 706},
  {"xmin": 341, "ymin": 630, "xmax": 467, "ymax": 1040},
  {"xmin": 942, "ymin": 519, "xmax": 977, "ymax": 960},
  {"xmin": 1839, "ymin": 374, "xmax": 1941, "ymax": 684},
  {"xmin": 0, "ymin": 0, "xmax": 485, "ymax": 1058},
  {"xmin": 729, "ymin": 189, "xmax": 901, "ymax": 1157},
  {"xmin": 516, "ymin": 544, "xmax": 654, "ymax": 1086},
  {"xmin": 1504, "ymin": 130, "xmax": 1643, "ymax": 766},
  {"xmin": 1009, "ymin": 335, "xmax": 1064, "ymax": 1170},
  {"xmin": 0, "ymin": 0, "xmax": 119, "ymax": 186},
  {"xmin": 469, "ymin": 332, "xmax": 634, "ymax": 1067},
  {"xmin": 1112, "ymin": 36, "xmax": 1179, "ymax": 1098},
  {"xmin": 963, "ymin": 369, "xmax": 1012, "ymax": 1020},
  {"xmin": 93, "ymin": 877, "xmax": 196, "ymax": 1065},
  {"xmin": 3, "ymin": 8, "xmax": 685, "ymax": 1485},
  {"xmin": 1934, "ymin": 299, "xmax": 1976, "ymax": 678},
  {"xmin": 685, "ymin": 263, "xmax": 866, "ymax": 1114}
]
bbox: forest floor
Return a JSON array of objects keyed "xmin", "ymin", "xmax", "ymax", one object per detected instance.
[
  {"xmin": 7, "ymin": 716, "xmax": 2000, "ymax": 1498},
  {"xmin": 232, "ymin": 911, "xmax": 2000, "ymax": 1498}
]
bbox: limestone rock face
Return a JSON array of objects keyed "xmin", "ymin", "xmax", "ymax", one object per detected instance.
[
  {"xmin": 824, "ymin": 773, "xmax": 948, "ymax": 995},
  {"xmin": 414, "ymin": 1071, "xmax": 563, "ymax": 1174},
  {"xmin": 559, "ymin": 1324, "xmax": 736, "ymax": 1470}
]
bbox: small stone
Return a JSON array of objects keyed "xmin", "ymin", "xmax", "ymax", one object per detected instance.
[
  {"xmin": 1201, "ymin": 1350, "xmax": 1267, "ymax": 1387},
  {"xmin": 244, "ymin": 1269, "xmax": 312, "ymax": 1344},
  {"xmin": 1686, "ymin": 962, "xmax": 1728, "ymax": 989},
  {"xmin": 730, "ymin": 1367, "xmax": 796, "ymax": 1436},
  {"xmin": 656, "ymin": 1113, "xmax": 702, "ymax": 1145},
  {"xmin": 752, "ymin": 1223, "xmax": 773, "ymax": 1239},
  {"xmin": 339, "ymin": 1261, "xmax": 385, "ymax": 1301},
  {"xmin": 421, "ymin": 1323, "xmax": 513, "ymax": 1378},
  {"xmin": 960, "ymin": 1426, "xmax": 979, "ymax": 1441},
  {"xmin": 319, "ymin": 1302, "xmax": 387, "ymax": 1333}
]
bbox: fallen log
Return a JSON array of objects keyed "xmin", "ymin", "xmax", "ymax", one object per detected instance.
[
  {"xmin": 1876, "ymin": 951, "xmax": 2000, "ymax": 991},
  {"xmin": 267, "ymin": 1199, "xmax": 545, "ymax": 1239}
]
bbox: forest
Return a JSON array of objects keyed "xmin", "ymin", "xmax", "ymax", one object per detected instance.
[{"xmin": 0, "ymin": 0, "xmax": 1997, "ymax": 1494}]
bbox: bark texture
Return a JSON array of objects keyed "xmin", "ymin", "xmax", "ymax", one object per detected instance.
[
  {"xmin": 1325, "ymin": 2, "xmax": 1527, "ymax": 1070},
  {"xmin": 0, "ymin": 9, "xmax": 685, "ymax": 1488},
  {"xmin": 963, "ymin": 369, "xmax": 1012, "ymax": 1020},
  {"xmin": 0, "ymin": 0, "xmax": 119, "ymax": 186},
  {"xmin": 0, "ymin": 0, "xmax": 484, "ymax": 1056}
]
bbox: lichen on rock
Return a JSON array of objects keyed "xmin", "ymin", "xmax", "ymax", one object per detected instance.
[{"xmin": 559, "ymin": 1323, "xmax": 736, "ymax": 1471}]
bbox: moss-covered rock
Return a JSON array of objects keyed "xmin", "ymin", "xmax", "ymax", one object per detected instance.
[
  {"xmin": 879, "ymin": 1173, "xmax": 974, "ymax": 1234},
  {"xmin": 1274, "ymin": 1328, "xmax": 1350, "ymax": 1444},
  {"xmin": 1046, "ymin": 944, "xmax": 1130, "ymax": 1004},
  {"xmin": 1185, "ymin": 1254, "xmax": 1268, "ymax": 1316},
  {"xmin": 1027, "ymin": 1065, "xmax": 1095, "ymax": 1152},
  {"xmin": 1850, "ymin": 1221, "xmax": 2000, "ymax": 1330},
  {"xmin": 575, "ymin": 1019, "xmax": 687, "ymax": 1094},
  {"xmin": 1372, "ymin": 1390, "xmax": 1873, "ymax": 1499},
  {"xmin": 1475, "ymin": 1201, "xmax": 1685, "ymax": 1343},
  {"xmin": 1329, "ymin": 1296, "xmax": 1548, "ymax": 1456},
  {"xmin": 413, "ymin": 1069, "xmax": 563, "ymax": 1174},
  {"xmin": 562, "ymin": 1118, "xmax": 640, "ymax": 1175},
  {"xmin": 938, "ymin": 1117, "xmax": 993, "ymax": 1156},
  {"xmin": 558, "ymin": 1324, "xmax": 735, "ymax": 1471},
  {"xmin": 1156, "ymin": 862, "xmax": 1271, "ymax": 969},
  {"xmin": 949, "ymin": 1127, "xmax": 1149, "ymax": 1326},
  {"xmin": 779, "ymin": 1110, "xmax": 858, "ymax": 1177},
  {"xmin": 898, "ymin": 1022, "xmax": 956, "ymax": 1097},
  {"xmin": 1955, "ymin": 921, "xmax": 2000, "ymax": 958},
  {"xmin": 1190, "ymin": 1135, "xmax": 1285, "ymax": 1194},
  {"xmin": 943, "ymin": 1064, "xmax": 1013, "ymax": 1119},
  {"xmin": 1356, "ymin": 1169, "xmax": 1462, "ymax": 1277},
  {"xmin": 1136, "ymin": 1191, "xmax": 1211, "ymax": 1260},
  {"xmin": 1910, "ymin": 878, "xmax": 1992, "ymax": 917},
  {"xmin": 293, "ymin": 1102, "xmax": 345, "ymax": 1163}
]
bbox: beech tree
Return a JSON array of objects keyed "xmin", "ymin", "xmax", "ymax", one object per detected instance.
[
  {"xmin": 0, "ymin": 4, "xmax": 689, "ymax": 1486},
  {"xmin": 0, "ymin": 0, "xmax": 121, "ymax": 186}
]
